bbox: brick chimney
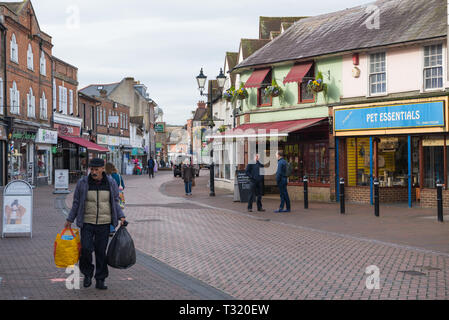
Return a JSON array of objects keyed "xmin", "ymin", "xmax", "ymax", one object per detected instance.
[
  {"xmin": 99, "ymin": 89, "xmax": 107, "ymax": 98},
  {"xmin": 197, "ymin": 101, "xmax": 206, "ymax": 109}
]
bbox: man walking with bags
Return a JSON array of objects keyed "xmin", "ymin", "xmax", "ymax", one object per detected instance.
[
  {"xmin": 181, "ymin": 160, "xmax": 195, "ymax": 196},
  {"xmin": 245, "ymin": 154, "xmax": 265, "ymax": 213},
  {"xmin": 65, "ymin": 158, "xmax": 126, "ymax": 290},
  {"xmin": 275, "ymin": 151, "xmax": 291, "ymax": 213}
]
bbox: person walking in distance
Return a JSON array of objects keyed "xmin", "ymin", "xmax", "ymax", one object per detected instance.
[
  {"xmin": 245, "ymin": 154, "xmax": 265, "ymax": 213},
  {"xmin": 65, "ymin": 158, "xmax": 126, "ymax": 290},
  {"xmin": 181, "ymin": 160, "xmax": 195, "ymax": 196},
  {"xmin": 275, "ymin": 151, "xmax": 291, "ymax": 213},
  {"xmin": 148, "ymin": 156, "xmax": 155, "ymax": 179}
]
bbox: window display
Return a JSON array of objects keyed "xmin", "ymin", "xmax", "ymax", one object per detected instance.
[
  {"xmin": 284, "ymin": 141, "xmax": 329, "ymax": 185},
  {"xmin": 9, "ymin": 141, "xmax": 28, "ymax": 181},
  {"xmin": 37, "ymin": 149, "xmax": 49, "ymax": 178}
]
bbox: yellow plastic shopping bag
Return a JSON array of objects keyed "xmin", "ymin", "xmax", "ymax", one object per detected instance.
[{"xmin": 54, "ymin": 228, "xmax": 81, "ymax": 268}]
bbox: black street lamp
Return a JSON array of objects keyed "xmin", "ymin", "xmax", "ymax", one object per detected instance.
[{"xmin": 196, "ymin": 68, "xmax": 226, "ymax": 197}]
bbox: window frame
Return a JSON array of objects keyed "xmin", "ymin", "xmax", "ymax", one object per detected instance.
[
  {"xmin": 423, "ymin": 43, "xmax": 444, "ymax": 91},
  {"xmin": 257, "ymin": 70, "xmax": 273, "ymax": 107},
  {"xmin": 40, "ymin": 51, "xmax": 46, "ymax": 76},
  {"xmin": 368, "ymin": 52, "xmax": 387, "ymax": 96},
  {"xmin": 27, "ymin": 43, "xmax": 34, "ymax": 71},
  {"xmin": 10, "ymin": 34, "xmax": 18, "ymax": 64}
]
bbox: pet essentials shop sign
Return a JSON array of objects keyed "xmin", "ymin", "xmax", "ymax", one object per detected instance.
[{"xmin": 2, "ymin": 180, "xmax": 33, "ymax": 238}]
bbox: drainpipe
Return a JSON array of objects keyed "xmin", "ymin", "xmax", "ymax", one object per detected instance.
[{"xmin": 0, "ymin": 19, "xmax": 9, "ymax": 186}]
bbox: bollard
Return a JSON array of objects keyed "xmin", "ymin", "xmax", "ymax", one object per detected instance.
[
  {"xmin": 437, "ymin": 180, "xmax": 444, "ymax": 222},
  {"xmin": 340, "ymin": 178, "xmax": 345, "ymax": 214},
  {"xmin": 303, "ymin": 176, "xmax": 309, "ymax": 210},
  {"xmin": 374, "ymin": 178, "xmax": 380, "ymax": 217}
]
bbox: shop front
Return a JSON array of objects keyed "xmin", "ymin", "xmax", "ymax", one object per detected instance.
[
  {"xmin": 333, "ymin": 97, "xmax": 449, "ymax": 207},
  {"xmin": 55, "ymin": 125, "xmax": 109, "ymax": 183},
  {"xmin": 35, "ymin": 128, "xmax": 58, "ymax": 186},
  {"xmin": 8, "ymin": 127, "xmax": 38, "ymax": 185},
  {"xmin": 210, "ymin": 117, "xmax": 331, "ymax": 200}
]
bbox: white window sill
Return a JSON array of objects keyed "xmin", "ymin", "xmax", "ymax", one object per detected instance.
[{"xmin": 367, "ymin": 93, "xmax": 388, "ymax": 98}]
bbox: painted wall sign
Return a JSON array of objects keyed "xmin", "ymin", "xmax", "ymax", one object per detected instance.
[
  {"xmin": 54, "ymin": 124, "xmax": 81, "ymax": 137},
  {"xmin": 334, "ymin": 101, "xmax": 445, "ymax": 131},
  {"xmin": 11, "ymin": 130, "xmax": 37, "ymax": 142},
  {"xmin": 97, "ymin": 134, "xmax": 108, "ymax": 145}
]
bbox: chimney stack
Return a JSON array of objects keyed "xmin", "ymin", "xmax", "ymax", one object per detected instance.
[{"xmin": 197, "ymin": 101, "xmax": 206, "ymax": 109}]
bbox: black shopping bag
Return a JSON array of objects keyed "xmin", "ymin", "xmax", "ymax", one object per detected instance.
[{"xmin": 107, "ymin": 223, "xmax": 136, "ymax": 269}]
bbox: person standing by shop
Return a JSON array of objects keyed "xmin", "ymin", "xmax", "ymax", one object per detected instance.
[
  {"xmin": 275, "ymin": 151, "xmax": 291, "ymax": 213},
  {"xmin": 65, "ymin": 158, "xmax": 126, "ymax": 290},
  {"xmin": 245, "ymin": 154, "xmax": 265, "ymax": 213},
  {"xmin": 181, "ymin": 161, "xmax": 195, "ymax": 196},
  {"xmin": 148, "ymin": 157, "xmax": 155, "ymax": 179}
]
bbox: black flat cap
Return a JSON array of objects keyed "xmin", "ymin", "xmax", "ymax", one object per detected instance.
[{"xmin": 89, "ymin": 158, "xmax": 105, "ymax": 168}]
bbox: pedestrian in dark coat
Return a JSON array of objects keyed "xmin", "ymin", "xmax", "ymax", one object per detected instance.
[
  {"xmin": 181, "ymin": 161, "xmax": 195, "ymax": 196},
  {"xmin": 245, "ymin": 154, "xmax": 265, "ymax": 213},
  {"xmin": 275, "ymin": 151, "xmax": 291, "ymax": 213},
  {"xmin": 148, "ymin": 157, "xmax": 155, "ymax": 178}
]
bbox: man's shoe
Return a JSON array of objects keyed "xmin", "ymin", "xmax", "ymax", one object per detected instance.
[
  {"xmin": 284, "ymin": 209, "xmax": 291, "ymax": 213},
  {"xmin": 96, "ymin": 280, "xmax": 108, "ymax": 290},
  {"xmin": 248, "ymin": 209, "xmax": 253, "ymax": 212},
  {"xmin": 274, "ymin": 209, "xmax": 284, "ymax": 213},
  {"xmin": 258, "ymin": 209, "xmax": 266, "ymax": 212},
  {"xmin": 83, "ymin": 277, "xmax": 92, "ymax": 288}
]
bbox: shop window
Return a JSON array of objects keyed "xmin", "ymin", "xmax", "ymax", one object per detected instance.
[
  {"xmin": 284, "ymin": 141, "xmax": 329, "ymax": 185},
  {"xmin": 257, "ymin": 71, "xmax": 272, "ymax": 107},
  {"xmin": 378, "ymin": 137, "xmax": 408, "ymax": 187},
  {"xmin": 9, "ymin": 141, "xmax": 28, "ymax": 181},
  {"xmin": 423, "ymin": 136, "xmax": 445, "ymax": 188},
  {"xmin": 423, "ymin": 44, "xmax": 443, "ymax": 90},
  {"xmin": 37, "ymin": 150, "xmax": 49, "ymax": 178}
]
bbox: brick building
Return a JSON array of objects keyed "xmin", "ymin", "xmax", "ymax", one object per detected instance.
[{"xmin": 0, "ymin": 1, "xmax": 55, "ymax": 186}]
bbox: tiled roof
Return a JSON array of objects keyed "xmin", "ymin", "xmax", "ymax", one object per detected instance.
[
  {"xmin": 240, "ymin": 39, "xmax": 271, "ymax": 60},
  {"xmin": 79, "ymin": 83, "xmax": 120, "ymax": 98},
  {"xmin": 0, "ymin": 1, "xmax": 26, "ymax": 14},
  {"xmin": 235, "ymin": 0, "xmax": 446, "ymax": 70}
]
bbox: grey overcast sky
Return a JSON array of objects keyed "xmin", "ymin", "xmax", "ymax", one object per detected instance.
[{"xmin": 25, "ymin": 0, "xmax": 371, "ymax": 125}]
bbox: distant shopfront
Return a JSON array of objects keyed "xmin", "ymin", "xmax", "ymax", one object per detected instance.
[
  {"xmin": 35, "ymin": 129, "xmax": 58, "ymax": 186},
  {"xmin": 333, "ymin": 97, "xmax": 449, "ymax": 207},
  {"xmin": 8, "ymin": 127, "xmax": 38, "ymax": 185}
]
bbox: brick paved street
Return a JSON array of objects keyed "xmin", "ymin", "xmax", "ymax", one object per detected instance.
[
  {"xmin": 115, "ymin": 170, "xmax": 449, "ymax": 300},
  {"xmin": 0, "ymin": 183, "xmax": 231, "ymax": 300},
  {"xmin": 1, "ymin": 170, "xmax": 448, "ymax": 300}
]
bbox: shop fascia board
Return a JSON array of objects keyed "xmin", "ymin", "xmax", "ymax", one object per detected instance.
[
  {"xmin": 53, "ymin": 113, "xmax": 83, "ymax": 127},
  {"xmin": 333, "ymin": 96, "xmax": 449, "ymax": 136}
]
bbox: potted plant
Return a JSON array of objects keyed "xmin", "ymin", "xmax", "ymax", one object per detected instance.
[
  {"xmin": 307, "ymin": 71, "xmax": 328, "ymax": 95},
  {"xmin": 264, "ymin": 79, "xmax": 283, "ymax": 98},
  {"xmin": 218, "ymin": 125, "xmax": 227, "ymax": 133}
]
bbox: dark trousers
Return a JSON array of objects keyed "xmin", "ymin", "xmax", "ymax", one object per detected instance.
[
  {"xmin": 184, "ymin": 181, "xmax": 192, "ymax": 194},
  {"xmin": 278, "ymin": 179, "xmax": 291, "ymax": 211},
  {"xmin": 149, "ymin": 167, "xmax": 154, "ymax": 178},
  {"xmin": 80, "ymin": 224, "xmax": 110, "ymax": 281},
  {"xmin": 248, "ymin": 180, "xmax": 263, "ymax": 210}
]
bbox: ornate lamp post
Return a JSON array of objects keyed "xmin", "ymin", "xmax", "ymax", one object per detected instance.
[{"xmin": 196, "ymin": 68, "xmax": 226, "ymax": 196}]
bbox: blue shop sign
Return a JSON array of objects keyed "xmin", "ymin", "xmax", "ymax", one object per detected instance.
[{"xmin": 334, "ymin": 101, "xmax": 445, "ymax": 131}]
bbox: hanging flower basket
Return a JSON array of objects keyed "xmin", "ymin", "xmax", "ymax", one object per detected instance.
[
  {"xmin": 307, "ymin": 71, "xmax": 328, "ymax": 95},
  {"xmin": 264, "ymin": 79, "xmax": 283, "ymax": 98},
  {"xmin": 235, "ymin": 84, "xmax": 249, "ymax": 100},
  {"xmin": 223, "ymin": 87, "xmax": 234, "ymax": 102}
]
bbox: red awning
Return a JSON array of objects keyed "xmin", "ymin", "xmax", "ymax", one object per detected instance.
[
  {"xmin": 209, "ymin": 118, "xmax": 327, "ymax": 139},
  {"xmin": 244, "ymin": 68, "xmax": 271, "ymax": 88},
  {"xmin": 59, "ymin": 135, "xmax": 110, "ymax": 153},
  {"xmin": 283, "ymin": 62, "xmax": 313, "ymax": 84}
]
